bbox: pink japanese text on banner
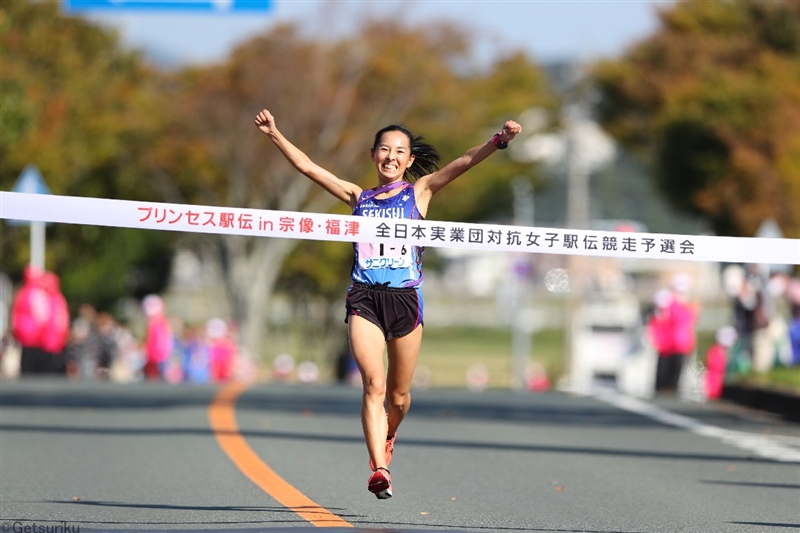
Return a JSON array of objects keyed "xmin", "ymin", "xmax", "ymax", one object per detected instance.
[{"xmin": 1, "ymin": 192, "xmax": 798, "ymax": 265}]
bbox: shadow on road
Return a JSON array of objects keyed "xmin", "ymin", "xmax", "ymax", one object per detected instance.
[
  {"xmin": 1, "ymin": 380, "xmax": 787, "ymax": 465},
  {"xmin": 3, "ymin": 504, "xmax": 657, "ymax": 533},
  {"xmin": 0, "ymin": 420, "xmax": 778, "ymax": 464},
  {"xmin": 2, "ymin": 379, "xmax": 776, "ymax": 430},
  {"xmin": 701, "ymin": 480, "xmax": 800, "ymax": 490}
]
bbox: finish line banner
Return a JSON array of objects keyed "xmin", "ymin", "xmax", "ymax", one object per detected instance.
[{"xmin": 1, "ymin": 192, "xmax": 798, "ymax": 265}]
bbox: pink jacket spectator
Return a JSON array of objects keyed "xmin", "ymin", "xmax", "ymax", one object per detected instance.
[
  {"xmin": 668, "ymin": 299, "xmax": 698, "ymax": 355},
  {"xmin": 207, "ymin": 318, "xmax": 236, "ymax": 383},
  {"xmin": 40, "ymin": 271, "xmax": 70, "ymax": 354},
  {"xmin": 647, "ymin": 289, "xmax": 674, "ymax": 355},
  {"xmin": 146, "ymin": 317, "xmax": 172, "ymax": 364},
  {"xmin": 210, "ymin": 336, "xmax": 237, "ymax": 383},
  {"xmin": 704, "ymin": 343, "xmax": 727, "ymax": 399},
  {"xmin": 143, "ymin": 295, "xmax": 172, "ymax": 379},
  {"xmin": 647, "ymin": 311, "xmax": 673, "ymax": 355},
  {"xmin": 647, "ymin": 289, "xmax": 697, "ymax": 356},
  {"xmin": 11, "ymin": 265, "xmax": 49, "ymax": 348},
  {"xmin": 704, "ymin": 326, "xmax": 736, "ymax": 400}
]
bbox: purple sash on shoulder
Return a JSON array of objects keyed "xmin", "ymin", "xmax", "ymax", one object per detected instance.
[{"xmin": 356, "ymin": 180, "xmax": 408, "ymax": 206}]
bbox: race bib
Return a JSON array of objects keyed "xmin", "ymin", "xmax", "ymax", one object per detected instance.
[{"xmin": 357, "ymin": 242, "xmax": 412, "ymax": 270}]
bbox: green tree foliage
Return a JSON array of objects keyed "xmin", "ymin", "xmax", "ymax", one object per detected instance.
[
  {"xmin": 592, "ymin": 0, "xmax": 800, "ymax": 238},
  {"xmin": 416, "ymin": 51, "xmax": 557, "ymax": 224},
  {"xmin": 0, "ymin": 0, "xmax": 174, "ymax": 310},
  {"xmin": 1, "ymin": 3, "xmax": 553, "ymax": 350},
  {"xmin": 155, "ymin": 20, "xmax": 552, "ymax": 352}
]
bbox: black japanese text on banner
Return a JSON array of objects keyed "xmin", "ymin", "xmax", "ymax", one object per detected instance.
[{"xmin": 1, "ymin": 192, "xmax": 798, "ymax": 265}]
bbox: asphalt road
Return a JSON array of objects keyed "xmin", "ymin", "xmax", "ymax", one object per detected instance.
[{"xmin": 1, "ymin": 378, "xmax": 799, "ymax": 533}]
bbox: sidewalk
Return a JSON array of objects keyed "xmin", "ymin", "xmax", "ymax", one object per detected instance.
[{"xmin": 721, "ymin": 383, "xmax": 800, "ymax": 423}]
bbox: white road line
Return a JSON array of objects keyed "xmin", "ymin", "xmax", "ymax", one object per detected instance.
[{"xmin": 595, "ymin": 389, "xmax": 800, "ymax": 463}]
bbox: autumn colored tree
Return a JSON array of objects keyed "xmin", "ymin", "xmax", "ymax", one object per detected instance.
[
  {"xmin": 0, "ymin": 0, "xmax": 175, "ymax": 309},
  {"xmin": 592, "ymin": 0, "xmax": 800, "ymax": 238},
  {"xmin": 156, "ymin": 19, "xmax": 551, "ymax": 355}
]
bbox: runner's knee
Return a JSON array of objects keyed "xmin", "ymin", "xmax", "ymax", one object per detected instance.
[
  {"xmin": 363, "ymin": 375, "xmax": 387, "ymax": 399},
  {"xmin": 388, "ymin": 390, "xmax": 410, "ymax": 412}
]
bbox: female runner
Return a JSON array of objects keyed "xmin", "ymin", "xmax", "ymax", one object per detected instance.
[{"xmin": 255, "ymin": 109, "xmax": 521, "ymax": 498}]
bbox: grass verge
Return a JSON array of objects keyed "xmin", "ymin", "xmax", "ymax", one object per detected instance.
[{"xmin": 417, "ymin": 326, "xmax": 566, "ymax": 389}]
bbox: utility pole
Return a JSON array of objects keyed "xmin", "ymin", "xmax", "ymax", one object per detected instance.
[
  {"xmin": 510, "ymin": 176, "xmax": 535, "ymax": 390},
  {"xmin": 10, "ymin": 165, "xmax": 51, "ymax": 270},
  {"xmin": 509, "ymin": 82, "xmax": 616, "ymax": 392},
  {"xmin": 563, "ymin": 104, "xmax": 591, "ymax": 386}
]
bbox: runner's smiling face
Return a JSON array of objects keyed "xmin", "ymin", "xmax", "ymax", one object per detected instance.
[{"xmin": 371, "ymin": 131, "xmax": 415, "ymax": 183}]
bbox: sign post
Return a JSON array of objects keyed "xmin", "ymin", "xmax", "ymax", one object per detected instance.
[{"xmin": 10, "ymin": 165, "xmax": 51, "ymax": 270}]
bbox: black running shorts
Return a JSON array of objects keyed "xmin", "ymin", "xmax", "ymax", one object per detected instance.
[{"xmin": 345, "ymin": 283, "xmax": 423, "ymax": 341}]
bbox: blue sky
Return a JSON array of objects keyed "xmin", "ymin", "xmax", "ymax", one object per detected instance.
[{"xmin": 73, "ymin": 0, "xmax": 675, "ymax": 67}]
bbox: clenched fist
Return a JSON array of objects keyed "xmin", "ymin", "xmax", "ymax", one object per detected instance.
[{"xmin": 254, "ymin": 109, "xmax": 276, "ymax": 135}]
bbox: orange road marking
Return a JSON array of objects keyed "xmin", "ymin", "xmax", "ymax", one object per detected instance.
[{"xmin": 208, "ymin": 382, "xmax": 353, "ymax": 528}]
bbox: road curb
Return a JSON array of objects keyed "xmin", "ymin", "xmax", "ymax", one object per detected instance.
[{"xmin": 721, "ymin": 383, "xmax": 800, "ymax": 423}]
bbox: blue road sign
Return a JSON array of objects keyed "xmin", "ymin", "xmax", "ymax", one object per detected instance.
[
  {"xmin": 7, "ymin": 165, "xmax": 51, "ymax": 226},
  {"xmin": 12, "ymin": 165, "xmax": 51, "ymax": 195},
  {"xmin": 64, "ymin": 0, "xmax": 273, "ymax": 13}
]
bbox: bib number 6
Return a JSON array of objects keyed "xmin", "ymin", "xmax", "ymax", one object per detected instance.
[{"xmin": 357, "ymin": 242, "xmax": 411, "ymax": 270}]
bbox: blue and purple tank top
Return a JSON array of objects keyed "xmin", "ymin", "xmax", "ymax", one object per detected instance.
[{"xmin": 351, "ymin": 182, "xmax": 424, "ymax": 288}]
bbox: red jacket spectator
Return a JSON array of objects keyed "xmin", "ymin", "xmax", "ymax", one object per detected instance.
[
  {"xmin": 668, "ymin": 298, "xmax": 698, "ymax": 355},
  {"xmin": 648, "ymin": 276, "xmax": 699, "ymax": 394},
  {"xmin": 207, "ymin": 318, "xmax": 237, "ymax": 383},
  {"xmin": 647, "ymin": 289, "xmax": 674, "ymax": 355},
  {"xmin": 11, "ymin": 265, "xmax": 49, "ymax": 348},
  {"xmin": 704, "ymin": 326, "xmax": 737, "ymax": 400},
  {"xmin": 647, "ymin": 288, "xmax": 698, "ymax": 356},
  {"xmin": 41, "ymin": 271, "xmax": 70, "ymax": 354},
  {"xmin": 143, "ymin": 294, "xmax": 172, "ymax": 380}
]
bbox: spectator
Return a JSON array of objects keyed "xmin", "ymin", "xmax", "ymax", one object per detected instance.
[
  {"xmin": 182, "ymin": 324, "xmax": 210, "ymax": 384},
  {"xmin": 704, "ymin": 326, "xmax": 737, "ymax": 400},
  {"xmin": 65, "ymin": 304, "xmax": 103, "ymax": 380},
  {"xmin": 764, "ymin": 273, "xmax": 794, "ymax": 370},
  {"xmin": 207, "ymin": 318, "xmax": 236, "ymax": 383},
  {"xmin": 787, "ymin": 276, "xmax": 800, "ymax": 366},
  {"xmin": 142, "ymin": 294, "xmax": 171, "ymax": 381},
  {"xmin": 647, "ymin": 288, "xmax": 673, "ymax": 362},
  {"xmin": 40, "ymin": 271, "xmax": 70, "ymax": 373},
  {"xmin": 95, "ymin": 312, "xmax": 118, "ymax": 380},
  {"xmin": 733, "ymin": 265, "xmax": 771, "ymax": 371},
  {"xmin": 647, "ymin": 275, "xmax": 698, "ymax": 395},
  {"xmin": 163, "ymin": 316, "xmax": 186, "ymax": 384},
  {"xmin": 11, "ymin": 265, "xmax": 51, "ymax": 375},
  {"xmin": 110, "ymin": 322, "xmax": 144, "ymax": 383},
  {"xmin": 0, "ymin": 272, "xmax": 13, "ymax": 378}
]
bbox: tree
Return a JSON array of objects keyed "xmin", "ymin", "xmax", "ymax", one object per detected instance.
[
  {"xmin": 0, "ymin": 0, "xmax": 175, "ymax": 309},
  {"xmin": 155, "ymin": 19, "xmax": 551, "ymax": 356},
  {"xmin": 592, "ymin": 0, "xmax": 800, "ymax": 238}
]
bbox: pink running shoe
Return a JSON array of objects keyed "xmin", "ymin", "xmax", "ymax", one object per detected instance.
[
  {"xmin": 369, "ymin": 433, "xmax": 397, "ymax": 471},
  {"xmin": 385, "ymin": 433, "xmax": 396, "ymax": 465},
  {"xmin": 368, "ymin": 467, "xmax": 393, "ymax": 499}
]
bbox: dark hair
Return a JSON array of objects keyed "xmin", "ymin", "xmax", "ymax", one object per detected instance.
[{"xmin": 371, "ymin": 124, "xmax": 442, "ymax": 182}]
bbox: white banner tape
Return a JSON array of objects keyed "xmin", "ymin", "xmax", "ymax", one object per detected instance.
[{"xmin": 1, "ymin": 192, "xmax": 798, "ymax": 265}]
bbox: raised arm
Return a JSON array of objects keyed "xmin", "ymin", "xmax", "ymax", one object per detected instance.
[
  {"xmin": 255, "ymin": 109, "xmax": 362, "ymax": 206},
  {"xmin": 414, "ymin": 119, "xmax": 522, "ymax": 213}
]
